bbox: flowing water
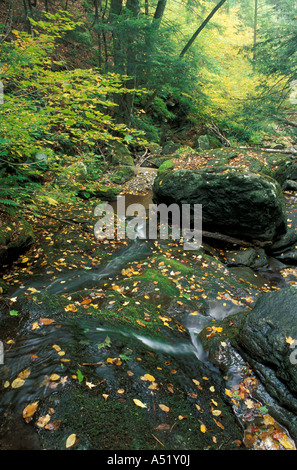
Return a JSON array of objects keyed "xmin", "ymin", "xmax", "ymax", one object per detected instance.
[{"xmin": 1, "ymin": 191, "xmax": 296, "ymax": 450}]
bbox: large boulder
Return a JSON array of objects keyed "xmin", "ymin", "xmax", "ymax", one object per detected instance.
[
  {"xmin": 237, "ymin": 286, "xmax": 297, "ymax": 406},
  {"xmin": 152, "ymin": 167, "xmax": 287, "ymax": 242}
]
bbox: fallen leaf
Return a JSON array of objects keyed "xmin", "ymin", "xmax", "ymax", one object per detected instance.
[
  {"xmin": 133, "ymin": 399, "xmax": 147, "ymax": 409},
  {"xmin": 22, "ymin": 401, "xmax": 39, "ymax": 422},
  {"xmin": 286, "ymin": 336, "xmax": 295, "ymax": 346},
  {"xmin": 66, "ymin": 433, "xmax": 77, "ymax": 448},
  {"xmin": 154, "ymin": 424, "xmax": 170, "ymax": 431},
  {"xmin": 39, "ymin": 318, "xmax": 56, "ymax": 325},
  {"xmin": 36, "ymin": 414, "xmax": 51, "ymax": 428},
  {"xmin": 11, "ymin": 378, "xmax": 25, "ymax": 389},
  {"xmin": 49, "ymin": 374, "xmax": 60, "ymax": 381},
  {"xmin": 200, "ymin": 424, "xmax": 207, "ymax": 433},
  {"xmin": 140, "ymin": 374, "xmax": 156, "ymax": 382},
  {"xmin": 18, "ymin": 368, "xmax": 31, "ymax": 380},
  {"xmin": 159, "ymin": 404, "xmax": 170, "ymax": 412},
  {"xmin": 45, "ymin": 420, "xmax": 61, "ymax": 431}
]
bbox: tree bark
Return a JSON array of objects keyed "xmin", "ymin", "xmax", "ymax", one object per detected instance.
[
  {"xmin": 180, "ymin": 0, "xmax": 227, "ymax": 58},
  {"xmin": 253, "ymin": 0, "xmax": 258, "ymax": 72},
  {"xmin": 153, "ymin": 0, "xmax": 167, "ymax": 24}
]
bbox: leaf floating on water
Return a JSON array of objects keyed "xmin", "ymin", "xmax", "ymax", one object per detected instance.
[
  {"xmin": 49, "ymin": 374, "xmax": 60, "ymax": 381},
  {"xmin": 133, "ymin": 399, "xmax": 147, "ymax": 409},
  {"xmin": 11, "ymin": 378, "xmax": 25, "ymax": 389},
  {"xmin": 66, "ymin": 433, "xmax": 77, "ymax": 448},
  {"xmin": 18, "ymin": 368, "xmax": 31, "ymax": 380}
]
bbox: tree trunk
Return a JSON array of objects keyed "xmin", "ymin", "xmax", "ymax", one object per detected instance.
[
  {"xmin": 153, "ymin": 0, "xmax": 167, "ymax": 24},
  {"xmin": 253, "ymin": 0, "xmax": 258, "ymax": 72},
  {"xmin": 180, "ymin": 0, "xmax": 227, "ymax": 57}
]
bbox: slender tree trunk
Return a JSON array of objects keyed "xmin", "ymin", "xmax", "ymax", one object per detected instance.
[
  {"xmin": 144, "ymin": 0, "xmax": 149, "ymax": 15},
  {"xmin": 153, "ymin": 0, "xmax": 167, "ymax": 24},
  {"xmin": 180, "ymin": 0, "xmax": 227, "ymax": 57},
  {"xmin": 253, "ymin": 0, "xmax": 258, "ymax": 72}
]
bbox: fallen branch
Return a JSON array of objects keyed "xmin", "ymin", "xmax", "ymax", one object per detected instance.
[
  {"xmin": 237, "ymin": 146, "xmax": 297, "ymax": 155},
  {"xmin": 17, "ymin": 203, "xmax": 93, "ymax": 234},
  {"xmin": 202, "ymin": 230, "xmax": 272, "ymax": 248},
  {"xmin": 273, "ymin": 115, "xmax": 297, "ymax": 128}
]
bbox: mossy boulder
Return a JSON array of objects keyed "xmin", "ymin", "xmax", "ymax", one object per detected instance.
[
  {"xmin": 153, "ymin": 167, "xmax": 287, "ymax": 243},
  {"xmin": 0, "ymin": 215, "xmax": 34, "ymax": 268},
  {"xmin": 108, "ymin": 142, "xmax": 134, "ymax": 166}
]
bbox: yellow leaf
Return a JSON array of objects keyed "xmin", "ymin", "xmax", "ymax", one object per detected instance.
[
  {"xmin": 66, "ymin": 433, "xmax": 77, "ymax": 448},
  {"xmin": 140, "ymin": 374, "xmax": 156, "ymax": 382},
  {"xmin": 200, "ymin": 424, "xmax": 207, "ymax": 433},
  {"xmin": 64, "ymin": 304, "xmax": 77, "ymax": 313},
  {"xmin": 36, "ymin": 414, "xmax": 51, "ymax": 428},
  {"xmin": 212, "ymin": 409, "xmax": 222, "ymax": 416},
  {"xmin": 11, "ymin": 378, "xmax": 25, "ymax": 389},
  {"xmin": 263, "ymin": 414, "xmax": 275, "ymax": 426},
  {"xmin": 278, "ymin": 434, "xmax": 296, "ymax": 450},
  {"xmin": 133, "ymin": 399, "xmax": 147, "ymax": 409},
  {"xmin": 148, "ymin": 382, "xmax": 158, "ymax": 390},
  {"xmin": 225, "ymin": 388, "xmax": 233, "ymax": 397},
  {"xmin": 21, "ymin": 258, "xmax": 29, "ymax": 263},
  {"xmin": 18, "ymin": 368, "xmax": 31, "ymax": 380},
  {"xmin": 159, "ymin": 404, "xmax": 170, "ymax": 412},
  {"xmin": 86, "ymin": 381, "xmax": 96, "ymax": 389},
  {"xmin": 244, "ymin": 399, "xmax": 255, "ymax": 409},
  {"xmin": 49, "ymin": 374, "xmax": 60, "ymax": 381},
  {"xmin": 286, "ymin": 336, "xmax": 295, "ymax": 346},
  {"xmin": 22, "ymin": 401, "xmax": 39, "ymax": 421}
]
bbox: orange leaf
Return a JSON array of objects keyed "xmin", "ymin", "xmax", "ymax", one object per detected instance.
[
  {"xmin": 22, "ymin": 401, "xmax": 39, "ymax": 422},
  {"xmin": 39, "ymin": 318, "xmax": 56, "ymax": 325}
]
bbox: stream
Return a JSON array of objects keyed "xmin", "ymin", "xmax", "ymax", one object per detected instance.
[{"xmin": 1, "ymin": 190, "xmax": 297, "ymax": 450}]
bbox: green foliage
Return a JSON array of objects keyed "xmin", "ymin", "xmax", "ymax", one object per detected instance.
[{"xmin": 0, "ymin": 10, "xmax": 147, "ymax": 208}]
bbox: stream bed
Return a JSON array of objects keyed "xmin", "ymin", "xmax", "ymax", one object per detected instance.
[{"xmin": 0, "ymin": 192, "xmax": 297, "ymax": 450}]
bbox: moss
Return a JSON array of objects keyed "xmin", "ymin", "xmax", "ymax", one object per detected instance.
[
  {"xmin": 110, "ymin": 167, "xmax": 135, "ymax": 184},
  {"xmin": 157, "ymin": 159, "xmax": 175, "ymax": 175}
]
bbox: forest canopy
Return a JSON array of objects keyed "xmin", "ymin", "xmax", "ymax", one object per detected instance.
[{"xmin": 0, "ymin": 0, "xmax": 296, "ymax": 207}]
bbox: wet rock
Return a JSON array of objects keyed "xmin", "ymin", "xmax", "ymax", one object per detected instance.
[
  {"xmin": 225, "ymin": 247, "xmax": 269, "ymax": 269},
  {"xmin": 237, "ymin": 286, "xmax": 297, "ymax": 401},
  {"xmin": 0, "ymin": 216, "xmax": 34, "ymax": 268},
  {"xmin": 153, "ymin": 168, "xmax": 287, "ymax": 242}
]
